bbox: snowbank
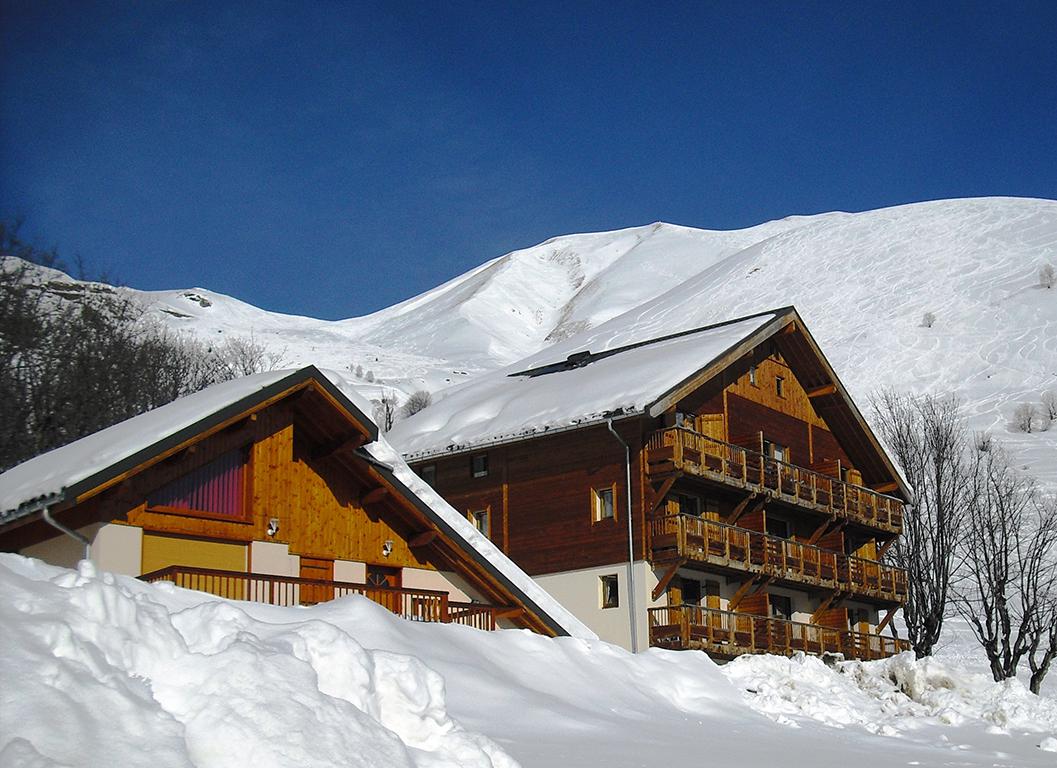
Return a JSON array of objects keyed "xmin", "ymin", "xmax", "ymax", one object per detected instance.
[
  {"xmin": 723, "ymin": 651, "xmax": 1057, "ymax": 736},
  {"xmin": 4, "ymin": 555, "xmax": 1056, "ymax": 767},
  {"xmin": 0, "ymin": 556, "xmax": 517, "ymax": 768}
]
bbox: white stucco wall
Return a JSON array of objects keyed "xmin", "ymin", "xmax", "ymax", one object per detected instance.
[
  {"xmin": 401, "ymin": 567, "xmax": 472, "ymax": 602},
  {"xmin": 21, "ymin": 523, "xmax": 103, "ymax": 570},
  {"xmin": 534, "ymin": 561, "xmax": 661, "ymax": 651},
  {"xmin": 91, "ymin": 523, "xmax": 143, "ymax": 576},
  {"xmin": 333, "ymin": 559, "xmax": 367, "ymax": 583},
  {"xmin": 250, "ymin": 541, "xmax": 299, "ymax": 577}
]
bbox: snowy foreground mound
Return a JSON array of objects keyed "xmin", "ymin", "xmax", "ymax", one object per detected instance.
[{"xmin": 2, "ymin": 556, "xmax": 1055, "ymax": 768}]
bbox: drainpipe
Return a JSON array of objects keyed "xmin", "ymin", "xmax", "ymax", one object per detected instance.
[
  {"xmin": 606, "ymin": 418, "xmax": 638, "ymax": 652},
  {"xmin": 41, "ymin": 504, "xmax": 91, "ymax": 562}
]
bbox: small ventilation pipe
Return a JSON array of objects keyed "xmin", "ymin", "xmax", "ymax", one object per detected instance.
[{"xmin": 606, "ymin": 418, "xmax": 638, "ymax": 652}]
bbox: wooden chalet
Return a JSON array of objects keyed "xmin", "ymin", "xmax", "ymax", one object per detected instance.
[
  {"xmin": 0, "ymin": 367, "xmax": 589, "ymax": 639},
  {"xmin": 390, "ymin": 307, "xmax": 911, "ymax": 660}
]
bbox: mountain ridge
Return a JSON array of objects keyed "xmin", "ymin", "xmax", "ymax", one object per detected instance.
[{"xmin": 9, "ymin": 196, "xmax": 1057, "ymax": 486}]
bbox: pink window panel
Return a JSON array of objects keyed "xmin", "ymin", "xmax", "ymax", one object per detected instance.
[{"xmin": 149, "ymin": 448, "xmax": 247, "ymax": 516}]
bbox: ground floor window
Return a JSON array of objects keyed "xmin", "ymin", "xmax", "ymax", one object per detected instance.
[
  {"xmin": 770, "ymin": 594, "xmax": 793, "ymax": 620},
  {"xmin": 600, "ymin": 574, "xmax": 619, "ymax": 608}
]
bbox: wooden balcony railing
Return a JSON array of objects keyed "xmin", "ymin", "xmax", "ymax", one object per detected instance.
[
  {"xmin": 646, "ymin": 427, "xmax": 904, "ymax": 533},
  {"xmin": 648, "ymin": 604, "xmax": 909, "ymax": 661},
  {"xmin": 140, "ymin": 566, "xmax": 507, "ymax": 630},
  {"xmin": 649, "ymin": 513, "xmax": 906, "ymax": 602}
]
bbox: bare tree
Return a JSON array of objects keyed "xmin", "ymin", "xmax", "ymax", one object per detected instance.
[
  {"xmin": 954, "ymin": 449, "xmax": 1057, "ymax": 692},
  {"xmin": 1012, "ymin": 402, "xmax": 1041, "ymax": 433},
  {"xmin": 372, "ymin": 390, "xmax": 398, "ymax": 432},
  {"xmin": 1042, "ymin": 391, "xmax": 1057, "ymax": 422},
  {"xmin": 212, "ymin": 334, "xmax": 285, "ymax": 378},
  {"xmin": 1040, "ymin": 263, "xmax": 1055, "ymax": 289},
  {"xmin": 871, "ymin": 391, "xmax": 972, "ymax": 657},
  {"xmin": 401, "ymin": 390, "xmax": 432, "ymax": 418}
]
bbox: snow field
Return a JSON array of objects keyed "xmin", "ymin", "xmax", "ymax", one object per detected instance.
[{"xmin": 4, "ymin": 555, "xmax": 1057, "ymax": 768}]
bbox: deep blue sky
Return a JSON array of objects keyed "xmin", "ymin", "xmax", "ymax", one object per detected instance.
[{"xmin": 3, "ymin": 2, "xmax": 1056, "ymax": 319}]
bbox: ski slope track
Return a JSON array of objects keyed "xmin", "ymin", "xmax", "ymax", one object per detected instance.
[{"xmin": 13, "ymin": 196, "xmax": 1057, "ymax": 487}]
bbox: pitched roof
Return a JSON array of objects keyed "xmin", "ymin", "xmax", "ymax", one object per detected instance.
[
  {"xmin": 390, "ymin": 309, "xmax": 782, "ymax": 457},
  {"xmin": 389, "ymin": 307, "xmax": 909, "ymax": 498},
  {"xmin": 0, "ymin": 366, "xmax": 594, "ymax": 640}
]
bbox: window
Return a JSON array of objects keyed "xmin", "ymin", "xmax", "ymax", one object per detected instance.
[
  {"xmin": 366, "ymin": 565, "xmax": 401, "ymax": 589},
  {"xmin": 600, "ymin": 574, "xmax": 619, "ymax": 608},
  {"xmin": 592, "ymin": 487, "xmax": 615, "ymax": 521},
  {"xmin": 770, "ymin": 594, "xmax": 793, "ymax": 620},
  {"xmin": 471, "ymin": 454, "xmax": 489, "ymax": 478},
  {"xmin": 681, "ymin": 577, "xmax": 702, "ymax": 605},
  {"xmin": 775, "ymin": 375, "xmax": 785, "ymax": 398},
  {"xmin": 469, "ymin": 508, "xmax": 490, "ymax": 538},
  {"xmin": 764, "ymin": 440, "xmax": 789, "ymax": 463},
  {"xmin": 850, "ymin": 607, "xmax": 873, "ymax": 628},
  {"xmin": 748, "ymin": 365, "xmax": 758, "ymax": 386},
  {"xmin": 673, "ymin": 493, "xmax": 700, "ymax": 516},
  {"xmin": 420, "ymin": 464, "xmax": 436, "ymax": 486},
  {"xmin": 148, "ymin": 447, "xmax": 249, "ymax": 520},
  {"xmin": 702, "ymin": 497, "xmax": 720, "ymax": 517},
  {"xmin": 766, "ymin": 517, "xmax": 791, "ymax": 539}
]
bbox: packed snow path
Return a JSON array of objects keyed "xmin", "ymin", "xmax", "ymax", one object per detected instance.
[{"xmin": 2, "ymin": 556, "xmax": 1054, "ymax": 768}]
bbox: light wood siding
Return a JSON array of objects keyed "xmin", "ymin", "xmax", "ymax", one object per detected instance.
[
  {"xmin": 127, "ymin": 407, "xmax": 433, "ymax": 570},
  {"xmin": 142, "ymin": 533, "xmax": 246, "ymax": 574}
]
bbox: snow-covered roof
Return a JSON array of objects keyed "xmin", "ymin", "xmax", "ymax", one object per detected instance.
[
  {"xmin": 0, "ymin": 367, "xmax": 594, "ymax": 640},
  {"xmin": 389, "ymin": 310, "xmax": 783, "ymax": 458}
]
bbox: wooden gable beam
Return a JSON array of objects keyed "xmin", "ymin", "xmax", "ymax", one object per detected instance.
[
  {"xmin": 652, "ymin": 558, "xmax": 687, "ymax": 601},
  {"xmin": 805, "ymin": 383, "xmax": 837, "ymax": 398},
  {"xmin": 360, "ymin": 486, "xmax": 389, "ymax": 505},
  {"xmin": 407, "ymin": 530, "xmax": 439, "ymax": 548},
  {"xmin": 871, "ymin": 481, "xmax": 900, "ymax": 494},
  {"xmin": 311, "ymin": 432, "xmax": 367, "ymax": 462}
]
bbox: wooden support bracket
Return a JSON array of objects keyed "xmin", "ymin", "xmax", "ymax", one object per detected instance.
[
  {"xmin": 811, "ymin": 591, "xmax": 846, "ymax": 623},
  {"xmin": 876, "ymin": 608, "xmax": 896, "ymax": 634},
  {"xmin": 877, "ymin": 537, "xmax": 898, "ymax": 559},
  {"xmin": 652, "ymin": 558, "xmax": 686, "ymax": 601},
  {"xmin": 649, "ymin": 476, "xmax": 679, "ymax": 515},
  {"xmin": 726, "ymin": 492, "xmax": 761, "ymax": 526},
  {"xmin": 727, "ymin": 577, "xmax": 758, "ymax": 612}
]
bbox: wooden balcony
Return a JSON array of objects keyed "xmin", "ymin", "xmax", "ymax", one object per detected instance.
[
  {"xmin": 646, "ymin": 427, "xmax": 904, "ymax": 534},
  {"xmin": 140, "ymin": 566, "xmax": 507, "ymax": 631},
  {"xmin": 649, "ymin": 513, "xmax": 906, "ymax": 603},
  {"xmin": 648, "ymin": 604, "xmax": 909, "ymax": 661}
]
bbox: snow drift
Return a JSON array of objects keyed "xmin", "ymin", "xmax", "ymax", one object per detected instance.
[{"xmin": 3, "ymin": 555, "xmax": 1056, "ymax": 768}]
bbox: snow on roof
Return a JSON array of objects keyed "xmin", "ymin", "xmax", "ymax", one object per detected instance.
[
  {"xmin": 389, "ymin": 311, "xmax": 779, "ymax": 458},
  {"xmin": 0, "ymin": 367, "xmax": 594, "ymax": 640},
  {"xmin": 0, "ymin": 368, "xmax": 308, "ymax": 519}
]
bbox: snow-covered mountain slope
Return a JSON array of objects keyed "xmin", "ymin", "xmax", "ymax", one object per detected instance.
[
  {"xmin": 3, "ymin": 556, "xmax": 1055, "ymax": 767},
  {"xmin": 12, "ymin": 196, "xmax": 1057, "ymax": 483}
]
